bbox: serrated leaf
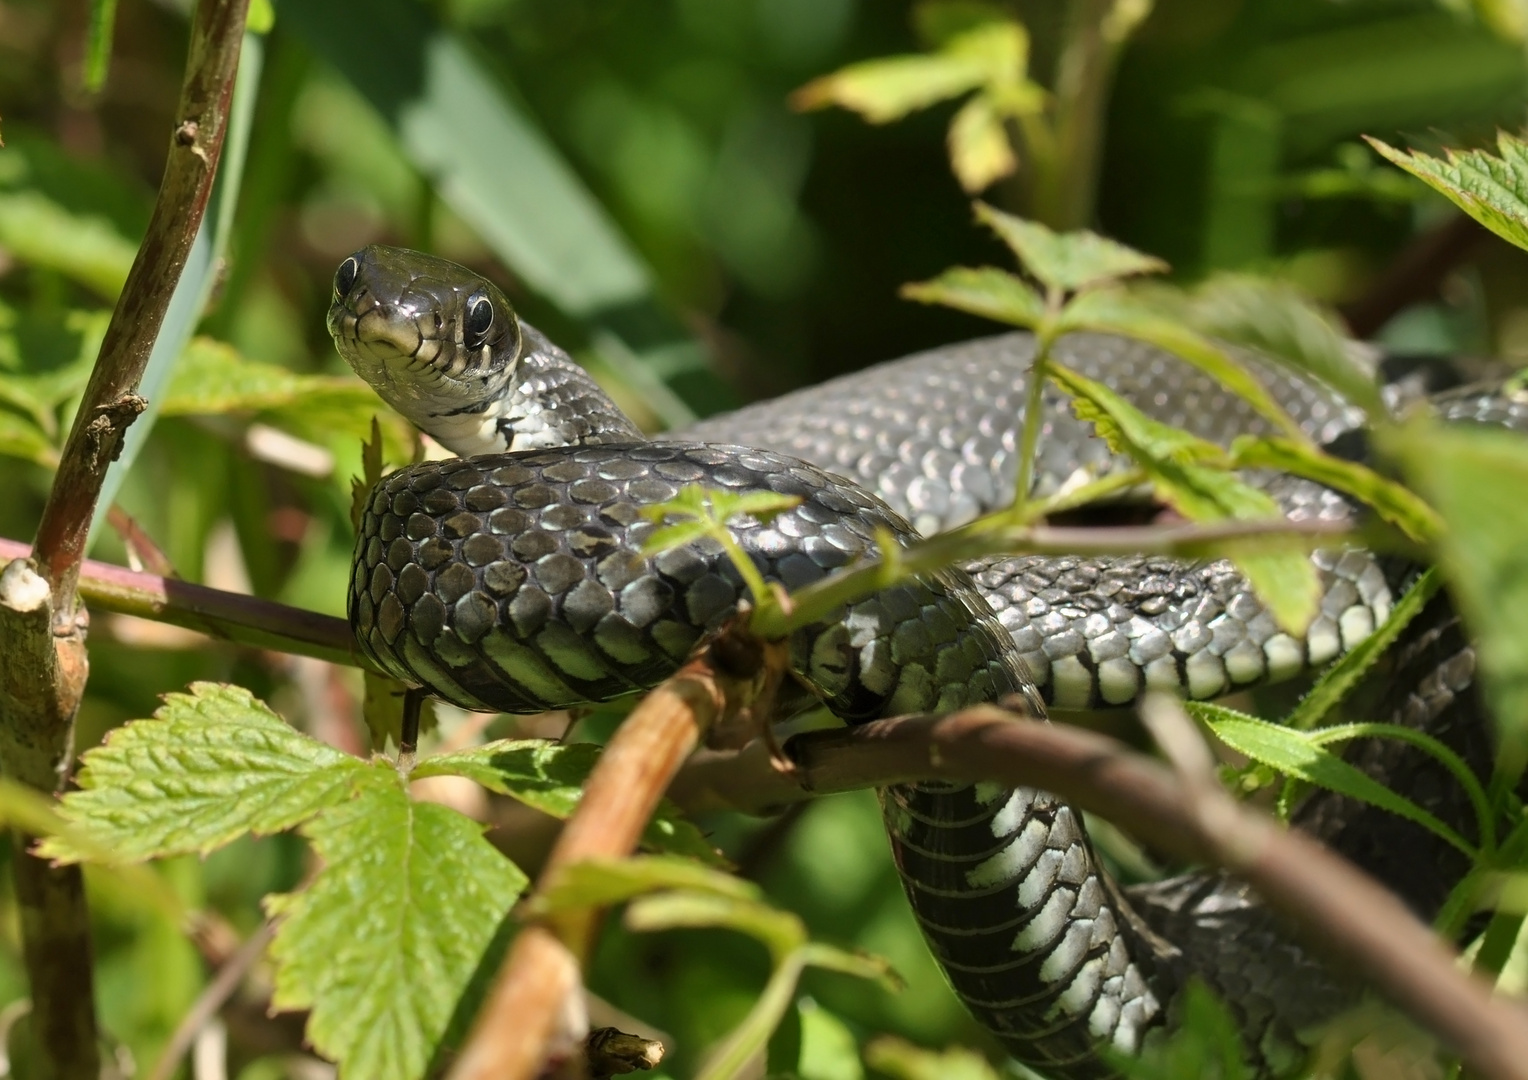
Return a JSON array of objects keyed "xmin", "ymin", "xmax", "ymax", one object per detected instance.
[
  {"xmin": 1061, "ymin": 288, "xmax": 1307, "ymax": 441},
  {"xmin": 1369, "ymin": 133, "xmax": 1528, "ymax": 254},
  {"xmin": 900, "ymin": 266, "xmax": 1046, "ymax": 327},
  {"xmin": 417, "ymin": 743, "xmax": 726, "ymax": 865},
  {"xmin": 863, "ymin": 1036, "xmax": 1001, "ymax": 1080},
  {"xmin": 1284, "ymin": 568, "xmax": 1442, "ymax": 731},
  {"xmin": 791, "ymin": 22, "xmax": 1027, "ymax": 124},
  {"xmin": 163, "ymin": 336, "xmax": 378, "ymax": 417},
  {"xmin": 948, "ymin": 95, "xmax": 1016, "ymax": 193},
  {"xmin": 1196, "ymin": 705, "xmax": 1474, "ymax": 857},
  {"xmin": 1391, "ymin": 419, "xmax": 1528, "ymax": 777},
  {"xmin": 266, "ymin": 779, "xmax": 527, "ymax": 1080},
  {"xmin": 43, "ymin": 683, "xmax": 369, "ymax": 863},
  {"xmin": 975, "ymin": 203, "xmax": 1167, "ymax": 294},
  {"xmin": 1165, "ymin": 275, "xmax": 1385, "ymax": 418},
  {"xmin": 1230, "ymin": 436, "xmax": 1441, "ymax": 543},
  {"xmin": 1049, "ymin": 363, "xmax": 1321, "ymax": 635}
]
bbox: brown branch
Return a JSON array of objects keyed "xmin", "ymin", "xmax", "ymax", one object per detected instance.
[
  {"xmin": 33, "ymin": 0, "xmax": 249, "ymax": 613},
  {"xmin": 0, "ymin": 537, "xmax": 361, "ymax": 669},
  {"xmin": 446, "ymin": 630, "xmax": 782, "ymax": 1080},
  {"xmin": 1340, "ymin": 214, "xmax": 1487, "ymax": 339},
  {"xmin": 0, "ymin": 4, "xmax": 250, "ymax": 1077},
  {"xmin": 670, "ymin": 704, "xmax": 1528, "ymax": 1080}
]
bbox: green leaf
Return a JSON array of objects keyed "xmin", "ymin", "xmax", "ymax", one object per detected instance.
[
  {"xmin": 791, "ymin": 22, "xmax": 1029, "ymax": 124},
  {"xmin": 1284, "ymin": 568, "xmax": 1443, "ymax": 731},
  {"xmin": 531, "ymin": 854, "xmax": 760, "ymax": 916},
  {"xmin": 1060, "ymin": 288, "xmax": 1307, "ymax": 441},
  {"xmin": 975, "ymin": 203, "xmax": 1167, "ymax": 294},
  {"xmin": 1195, "ymin": 705, "xmax": 1475, "ymax": 857},
  {"xmin": 1230, "ymin": 436, "xmax": 1441, "ymax": 543},
  {"xmin": 1164, "ymin": 275, "xmax": 1386, "ymax": 418},
  {"xmin": 42, "ymin": 683, "xmax": 369, "ymax": 863},
  {"xmin": 862, "ymin": 1036, "xmax": 1001, "ymax": 1080},
  {"xmin": 947, "ymin": 94, "xmax": 1016, "ymax": 193},
  {"xmin": 1391, "ymin": 419, "xmax": 1528, "ymax": 777},
  {"xmin": 0, "ymin": 148, "xmax": 142, "ymax": 298},
  {"xmin": 1048, "ymin": 363, "xmax": 1321, "ymax": 635},
  {"xmin": 266, "ymin": 778, "xmax": 527, "ymax": 1080},
  {"xmin": 417, "ymin": 743, "xmax": 725, "ymax": 864},
  {"xmin": 900, "ymin": 266, "xmax": 1047, "ymax": 327},
  {"xmin": 1369, "ymin": 133, "xmax": 1528, "ymax": 254},
  {"xmin": 0, "ymin": 411, "xmax": 57, "ymax": 468},
  {"xmin": 638, "ymin": 484, "xmax": 800, "ymax": 608},
  {"xmin": 626, "ymin": 891, "xmax": 807, "ymax": 960},
  {"xmin": 162, "ymin": 337, "xmax": 373, "ymax": 417}
]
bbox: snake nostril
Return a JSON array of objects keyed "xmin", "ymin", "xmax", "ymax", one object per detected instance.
[{"xmin": 334, "ymin": 256, "xmax": 359, "ymax": 300}]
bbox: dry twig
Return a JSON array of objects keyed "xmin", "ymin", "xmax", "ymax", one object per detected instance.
[{"xmin": 446, "ymin": 628, "xmax": 782, "ymax": 1080}]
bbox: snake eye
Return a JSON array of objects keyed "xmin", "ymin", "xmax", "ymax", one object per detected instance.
[
  {"xmin": 334, "ymin": 257, "xmax": 359, "ymax": 300},
  {"xmin": 463, "ymin": 294, "xmax": 494, "ymax": 350}
]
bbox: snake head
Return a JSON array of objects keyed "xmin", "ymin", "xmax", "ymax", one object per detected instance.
[{"xmin": 327, "ymin": 245, "xmax": 523, "ymax": 444}]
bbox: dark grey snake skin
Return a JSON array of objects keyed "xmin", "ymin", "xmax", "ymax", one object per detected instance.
[{"xmin": 332, "ymin": 245, "xmax": 1511, "ymax": 1077}]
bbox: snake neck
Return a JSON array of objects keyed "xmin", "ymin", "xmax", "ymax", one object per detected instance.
[{"xmin": 414, "ymin": 324, "xmax": 643, "ymax": 457}]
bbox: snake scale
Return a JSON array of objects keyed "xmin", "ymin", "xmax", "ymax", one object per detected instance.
[{"xmin": 331, "ymin": 244, "xmax": 1517, "ymax": 1077}]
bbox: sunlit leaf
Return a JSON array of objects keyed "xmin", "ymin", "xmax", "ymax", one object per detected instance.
[
  {"xmin": 418, "ymin": 745, "xmax": 725, "ymax": 864},
  {"xmin": 948, "ymin": 95, "xmax": 1017, "ymax": 193},
  {"xmin": 863, "ymin": 1036, "xmax": 1001, "ymax": 1080},
  {"xmin": 1369, "ymin": 132, "xmax": 1528, "ymax": 253},
  {"xmin": 1049, "ymin": 364, "xmax": 1320, "ymax": 635},
  {"xmin": 1392, "ymin": 419, "xmax": 1528, "ymax": 776},
  {"xmin": 1162, "ymin": 275, "xmax": 1385, "ymax": 417},
  {"xmin": 0, "ymin": 411, "xmax": 57, "ymax": 467},
  {"xmin": 1284, "ymin": 569, "xmax": 1443, "ymax": 731},
  {"xmin": 900, "ymin": 266, "xmax": 1047, "ymax": 327},
  {"xmin": 792, "ymin": 22, "xmax": 1029, "ymax": 124},
  {"xmin": 163, "ymin": 337, "xmax": 375, "ymax": 418},
  {"xmin": 1061, "ymin": 288, "xmax": 1306, "ymax": 441},
  {"xmin": 42, "ymin": 683, "xmax": 369, "ymax": 863},
  {"xmin": 975, "ymin": 203, "xmax": 1167, "ymax": 294},
  {"xmin": 1229, "ymin": 436, "xmax": 1441, "ymax": 542},
  {"xmin": 266, "ymin": 778, "xmax": 526, "ymax": 1080},
  {"xmin": 1195, "ymin": 705, "xmax": 1475, "ymax": 857}
]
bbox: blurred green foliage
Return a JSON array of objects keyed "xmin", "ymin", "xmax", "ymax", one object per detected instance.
[{"xmin": 4, "ymin": 0, "xmax": 1528, "ymax": 1076}]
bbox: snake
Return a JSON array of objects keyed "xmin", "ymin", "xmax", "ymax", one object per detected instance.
[{"xmin": 330, "ymin": 244, "xmax": 1516, "ymax": 1077}]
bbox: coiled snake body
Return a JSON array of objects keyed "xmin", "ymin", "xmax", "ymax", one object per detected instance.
[{"xmin": 333, "ymin": 245, "xmax": 1511, "ymax": 1077}]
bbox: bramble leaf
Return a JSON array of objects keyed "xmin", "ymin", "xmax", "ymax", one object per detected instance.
[
  {"xmin": 418, "ymin": 742, "xmax": 725, "ymax": 865},
  {"xmin": 1391, "ymin": 419, "xmax": 1528, "ymax": 777},
  {"xmin": 1158, "ymin": 275, "xmax": 1385, "ymax": 418},
  {"xmin": 900, "ymin": 266, "xmax": 1047, "ymax": 327},
  {"xmin": 948, "ymin": 95, "xmax": 1016, "ymax": 193},
  {"xmin": 1048, "ymin": 364, "xmax": 1320, "ymax": 635},
  {"xmin": 975, "ymin": 203, "xmax": 1167, "ymax": 294},
  {"xmin": 266, "ymin": 778, "xmax": 527, "ymax": 1080},
  {"xmin": 1194, "ymin": 705, "xmax": 1475, "ymax": 857},
  {"xmin": 42, "ymin": 683, "xmax": 369, "ymax": 863},
  {"xmin": 1369, "ymin": 133, "xmax": 1528, "ymax": 254},
  {"xmin": 792, "ymin": 23, "xmax": 1028, "ymax": 124},
  {"xmin": 1060, "ymin": 288, "xmax": 1305, "ymax": 441}
]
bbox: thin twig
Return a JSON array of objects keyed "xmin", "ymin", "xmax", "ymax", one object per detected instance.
[
  {"xmin": 670, "ymin": 704, "xmax": 1528, "ymax": 1080},
  {"xmin": 31, "ymin": 0, "xmax": 251, "ymax": 616},
  {"xmin": 148, "ymin": 922, "xmax": 275, "ymax": 1080},
  {"xmin": 0, "ymin": 5, "xmax": 250, "ymax": 1076},
  {"xmin": 0, "ymin": 538, "xmax": 360, "ymax": 669},
  {"xmin": 446, "ymin": 629, "xmax": 782, "ymax": 1080}
]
